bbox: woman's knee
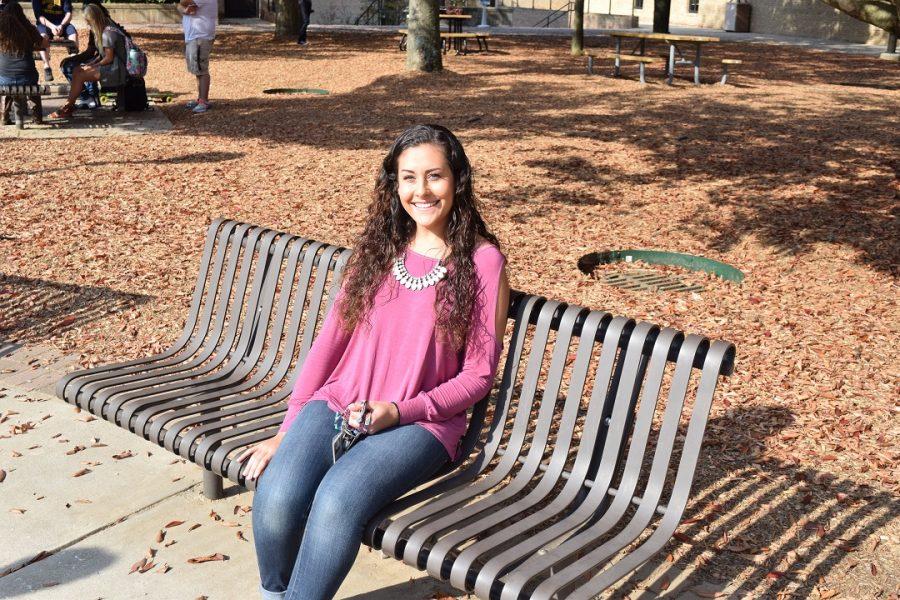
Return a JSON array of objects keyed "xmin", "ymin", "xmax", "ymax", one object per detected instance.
[
  {"xmin": 252, "ymin": 479, "xmax": 309, "ymax": 538},
  {"xmin": 306, "ymin": 478, "xmax": 368, "ymax": 536}
]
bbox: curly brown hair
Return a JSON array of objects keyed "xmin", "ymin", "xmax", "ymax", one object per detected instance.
[
  {"xmin": 338, "ymin": 124, "xmax": 501, "ymax": 352},
  {"xmin": 0, "ymin": 2, "xmax": 41, "ymax": 56}
]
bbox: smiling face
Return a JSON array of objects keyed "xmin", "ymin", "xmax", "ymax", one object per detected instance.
[{"xmin": 397, "ymin": 143, "xmax": 456, "ymax": 238}]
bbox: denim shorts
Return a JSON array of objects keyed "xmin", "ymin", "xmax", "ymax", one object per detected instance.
[{"xmin": 36, "ymin": 22, "xmax": 77, "ymax": 39}]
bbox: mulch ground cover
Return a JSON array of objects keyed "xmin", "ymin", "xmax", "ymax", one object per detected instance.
[{"xmin": 1, "ymin": 29, "xmax": 897, "ymax": 598}]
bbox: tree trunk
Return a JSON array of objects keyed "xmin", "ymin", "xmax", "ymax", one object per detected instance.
[
  {"xmin": 819, "ymin": 0, "xmax": 900, "ymax": 35},
  {"xmin": 571, "ymin": 0, "xmax": 585, "ymax": 55},
  {"xmin": 652, "ymin": 0, "xmax": 671, "ymax": 33},
  {"xmin": 275, "ymin": 0, "xmax": 300, "ymax": 38},
  {"xmin": 407, "ymin": 0, "xmax": 443, "ymax": 72}
]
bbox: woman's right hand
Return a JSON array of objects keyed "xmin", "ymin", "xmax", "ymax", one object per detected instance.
[{"xmin": 236, "ymin": 432, "xmax": 286, "ymax": 482}]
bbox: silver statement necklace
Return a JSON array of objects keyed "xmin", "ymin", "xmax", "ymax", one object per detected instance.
[{"xmin": 392, "ymin": 249, "xmax": 448, "ymax": 291}]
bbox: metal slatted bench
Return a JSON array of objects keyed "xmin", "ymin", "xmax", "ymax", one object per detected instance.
[
  {"xmin": 56, "ymin": 218, "xmax": 735, "ymax": 599},
  {"xmin": 1, "ymin": 85, "xmax": 49, "ymax": 129}
]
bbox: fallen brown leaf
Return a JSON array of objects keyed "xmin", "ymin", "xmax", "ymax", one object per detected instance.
[
  {"xmin": 187, "ymin": 553, "xmax": 228, "ymax": 564},
  {"xmin": 164, "ymin": 520, "xmax": 185, "ymax": 528},
  {"xmin": 129, "ymin": 557, "xmax": 147, "ymax": 574},
  {"xmin": 72, "ymin": 468, "xmax": 91, "ymax": 477},
  {"xmin": 139, "ymin": 561, "xmax": 156, "ymax": 573},
  {"xmin": 155, "ymin": 530, "xmax": 165, "ymax": 543}
]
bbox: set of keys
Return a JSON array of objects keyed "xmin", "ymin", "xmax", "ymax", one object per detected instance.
[{"xmin": 331, "ymin": 401, "xmax": 372, "ymax": 463}]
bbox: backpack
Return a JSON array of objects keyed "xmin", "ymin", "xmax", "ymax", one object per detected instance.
[
  {"xmin": 109, "ymin": 26, "xmax": 148, "ymax": 78},
  {"xmin": 120, "ymin": 76, "xmax": 148, "ymax": 112}
]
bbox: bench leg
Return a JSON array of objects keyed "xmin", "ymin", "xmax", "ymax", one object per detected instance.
[
  {"xmin": 639, "ymin": 62, "xmax": 646, "ymax": 85},
  {"xmin": 694, "ymin": 45, "xmax": 701, "ymax": 85},
  {"xmin": 720, "ymin": 65, "xmax": 728, "ymax": 85},
  {"xmin": 202, "ymin": 470, "xmax": 224, "ymax": 500},
  {"xmin": 29, "ymin": 95, "xmax": 42, "ymax": 124},
  {"xmin": 1, "ymin": 95, "xmax": 11, "ymax": 125},
  {"xmin": 14, "ymin": 96, "xmax": 26, "ymax": 130},
  {"xmin": 614, "ymin": 37, "xmax": 621, "ymax": 77},
  {"xmin": 586, "ymin": 55, "xmax": 593, "ymax": 75}
]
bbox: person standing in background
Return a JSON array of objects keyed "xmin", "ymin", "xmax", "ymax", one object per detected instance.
[
  {"xmin": 297, "ymin": 0, "xmax": 311, "ymax": 45},
  {"xmin": 177, "ymin": 0, "xmax": 215, "ymax": 113}
]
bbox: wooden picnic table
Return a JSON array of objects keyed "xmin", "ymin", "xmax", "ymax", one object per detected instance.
[
  {"xmin": 440, "ymin": 13, "xmax": 471, "ymax": 52},
  {"xmin": 608, "ymin": 30, "xmax": 720, "ymax": 85}
]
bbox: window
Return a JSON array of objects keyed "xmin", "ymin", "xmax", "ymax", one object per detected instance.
[
  {"xmin": 634, "ymin": 0, "xmax": 643, "ymax": 9},
  {"xmin": 688, "ymin": 0, "xmax": 699, "ymax": 12}
]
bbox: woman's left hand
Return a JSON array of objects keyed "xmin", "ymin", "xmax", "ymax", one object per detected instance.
[{"xmin": 345, "ymin": 401, "xmax": 399, "ymax": 434}]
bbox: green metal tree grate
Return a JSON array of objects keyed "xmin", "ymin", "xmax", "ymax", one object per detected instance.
[{"xmin": 578, "ymin": 250, "xmax": 744, "ymax": 293}]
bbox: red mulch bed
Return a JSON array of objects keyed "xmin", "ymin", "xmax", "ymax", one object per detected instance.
[{"xmin": 1, "ymin": 29, "xmax": 897, "ymax": 598}]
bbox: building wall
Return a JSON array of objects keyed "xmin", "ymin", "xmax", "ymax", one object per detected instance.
[
  {"xmin": 629, "ymin": 0, "xmax": 887, "ymax": 45},
  {"xmin": 504, "ymin": 0, "xmax": 888, "ymax": 45}
]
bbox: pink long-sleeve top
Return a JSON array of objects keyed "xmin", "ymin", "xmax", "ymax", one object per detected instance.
[{"xmin": 279, "ymin": 243, "xmax": 507, "ymax": 460}]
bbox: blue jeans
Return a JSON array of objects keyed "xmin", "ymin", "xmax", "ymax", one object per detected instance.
[
  {"xmin": 252, "ymin": 400, "xmax": 448, "ymax": 600},
  {"xmin": 0, "ymin": 74, "xmax": 38, "ymax": 85}
]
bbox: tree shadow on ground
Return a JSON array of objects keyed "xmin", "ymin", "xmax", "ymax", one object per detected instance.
[
  {"xmin": 142, "ymin": 30, "xmax": 897, "ymax": 274},
  {"xmin": 0, "ymin": 151, "xmax": 245, "ymax": 179},
  {"xmin": 0, "ymin": 275, "xmax": 152, "ymax": 348},
  {"xmin": 0, "ymin": 547, "xmax": 116, "ymax": 595},
  {"xmin": 496, "ymin": 93, "xmax": 898, "ymax": 275},
  {"xmin": 587, "ymin": 405, "xmax": 897, "ymax": 598}
]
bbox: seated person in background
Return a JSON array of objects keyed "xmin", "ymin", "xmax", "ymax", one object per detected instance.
[
  {"xmin": 60, "ymin": 0, "xmax": 128, "ymax": 109},
  {"xmin": 0, "ymin": 1, "xmax": 47, "ymax": 124},
  {"xmin": 48, "ymin": 3, "xmax": 125, "ymax": 118},
  {"xmin": 32, "ymin": 0, "xmax": 77, "ymax": 81}
]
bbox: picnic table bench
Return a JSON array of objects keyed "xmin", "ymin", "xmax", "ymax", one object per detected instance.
[
  {"xmin": 606, "ymin": 30, "xmax": 720, "ymax": 85},
  {"xmin": 57, "ymin": 219, "xmax": 736, "ymax": 599},
  {"xmin": 399, "ymin": 29, "xmax": 490, "ymax": 55}
]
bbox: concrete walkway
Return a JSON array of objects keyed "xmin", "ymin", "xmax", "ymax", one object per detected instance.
[
  {"xmin": 0, "ymin": 91, "xmax": 171, "ymax": 140},
  {"xmin": 0, "ymin": 347, "xmax": 460, "ymax": 599}
]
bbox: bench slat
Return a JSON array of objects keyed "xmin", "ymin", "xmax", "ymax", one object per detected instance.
[{"xmin": 617, "ymin": 55, "xmax": 659, "ymax": 63}]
